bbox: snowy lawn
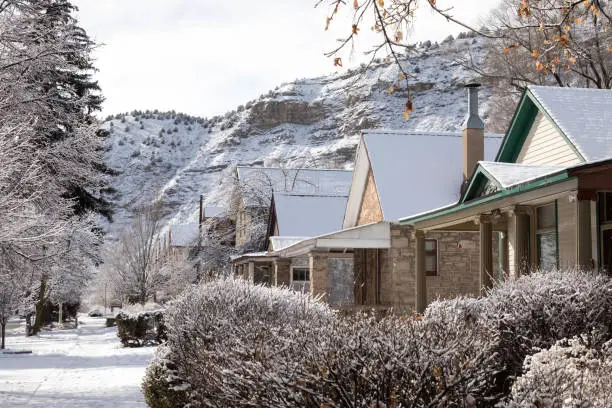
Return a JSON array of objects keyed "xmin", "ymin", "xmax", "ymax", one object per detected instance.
[{"xmin": 0, "ymin": 314, "xmax": 155, "ymax": 407}]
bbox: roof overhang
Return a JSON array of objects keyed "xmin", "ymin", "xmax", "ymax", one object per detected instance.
[
  {"xmin": 399, "ymin": 174, "xmax": 575, "ymax": 231},
  {"xmin": 232, "ymin": 252, "xmax": 277, "ymax": 265},
  {"xmin": 273, "ymin": 221, "xmax": 392, "ymax": 258}
]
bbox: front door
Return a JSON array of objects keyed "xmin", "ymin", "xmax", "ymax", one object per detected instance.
[{"xmin": 601, "ymin": 228, "xmax": 612, "ymax": 275}]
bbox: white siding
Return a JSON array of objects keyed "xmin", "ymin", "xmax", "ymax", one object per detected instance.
[
  {"xmin": 557, "ymin": 196, "xmax": 576, "ymax": 268},
  {"xmin": 516, "ymin": 112, "xmax": 582, "ymax": 166}
]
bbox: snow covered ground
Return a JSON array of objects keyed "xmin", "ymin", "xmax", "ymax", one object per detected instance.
[{"xmin": 0, "ymin": 315, "xmax": 155, "ymax": 407}]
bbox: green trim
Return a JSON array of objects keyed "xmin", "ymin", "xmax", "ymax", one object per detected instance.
[
  {"xmin": 495, "ymin": 92, "xmax": 539, "ymax": 162},
  {"xmin": 554, "ymin": 200, "xmax": 559, "ymax": 268},
  {"xmin": 462, "ymin": 166, "xmax": 504, "ymax": 203},
  {"xmin": 399, "ymin": 172, "xmax": 570, "ymax": 225},
  {"xmin": 496, "ymin": 89, "xmax": 585, "ymax": 163}
]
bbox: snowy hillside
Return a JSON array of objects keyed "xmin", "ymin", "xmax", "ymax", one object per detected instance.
[{"xmin": 101, "ymin": 35, "xmax": 498, "ymax": 238}]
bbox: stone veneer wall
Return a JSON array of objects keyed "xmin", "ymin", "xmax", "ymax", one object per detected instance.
[
  {"xmin": 360, "ymin": 225, "xmax": 498, "ymax": 311},
  {"xmin": 356, "ymin": 168, "xmax": 384, "ymax": 226}
]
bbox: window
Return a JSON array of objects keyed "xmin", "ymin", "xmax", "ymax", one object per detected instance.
[
  {"xmin": 425, "ymin": 239, "xmax": 438, "ymax": 276},
  {"xmin": 291, "ymin": 267, "xmax": 310, "ymax": 293},
  {"xmin": 598, "ymin": 192, "xmax": 612, "ymax": 224},
  {"xmin": 536, "ymin": 203, "xmax": 557, "ymax": 271},
  {"xmin": 292, "ymin": 267, "xmax": 309, "ymax": 282}
]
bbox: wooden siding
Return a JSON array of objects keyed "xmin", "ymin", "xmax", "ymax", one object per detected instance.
[
  {"xmin": 357, "ymin": 168, "xmax": 384, "ymax": 226},
  {"xmin": 516, "ymin": 112, "xmax": 582, "ymax": 165},
  {"xmin": 557, "ymin": 196, "xmax": 576, "ymax": 268}
]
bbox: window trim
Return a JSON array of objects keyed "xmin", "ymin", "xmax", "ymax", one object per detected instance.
[
  {"xmin": 290, "ymin": 266, "xmax": 310, "ymax": 284},
  {"xmin": 425, "ymin": 239, "xmax": 439, "ymax": 277}
]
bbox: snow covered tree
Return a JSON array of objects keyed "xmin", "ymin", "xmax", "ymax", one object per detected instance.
[
  {"xmin": 106, "ymin": 202, "xmax": 168, "ymax": 305},
  {"xmin": 0, "ymin": 0, "xmax": 108, "ymax": 333}
]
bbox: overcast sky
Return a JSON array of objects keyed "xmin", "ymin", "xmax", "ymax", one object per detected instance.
[{"xmin": 73, "ymin": 1, "xmax": 499, "ymax": 118}]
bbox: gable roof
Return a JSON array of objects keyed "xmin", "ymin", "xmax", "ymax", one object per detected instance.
[
  {"xmin": 361, "ymin": 130, "xmax": 503, "ymax": 220},
  {"xmin": 462, "ymin": 161, "xmax": 566, "ymax": 203},
  {"xmin": 236, "ymin": 167, "xmax": 352, "ymax": 207},
  {"xmin": 497, "ymin": 86, "xmax": 612, "ymax": 163},
  {"xmin": 273, "ymin": 193, "xmax": 348, "ymax": 237},
  {"xmin": 480, "ymin": 161, "xmax": 565, "ymax": 189}
]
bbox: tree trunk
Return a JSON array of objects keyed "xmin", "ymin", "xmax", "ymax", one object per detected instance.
[
  {"xmin": 58, "ymin": 302, "xmax": 63, "ymax": 327},
  {"xmin": 1, "ymin": 321, "xmax": 5, "ymax": 349},
  {"xmin": 33, "ymin": 277, "xmax": 47, "ymax": 335}
]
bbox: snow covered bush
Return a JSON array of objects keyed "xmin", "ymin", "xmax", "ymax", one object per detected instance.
[
  {"xmin": 116, "ymin": 310, "xmax": 166, "ymax": 347},
  {"xmin": 506, "ymin": 336, "xmax": 612, "ymax": 407},
  {"xmin": 142, "ymin": 345, "xmax": 191, "ymax": 408},
  {"xmin": 424, "ymin": 270, "xmax": 612, "ymax": 397},
  {"xmin": 146, "ymin": 271, "xmax": 612, "ymax": 407},
  {"xmin": 480, "ymin": 270, "xmax": 612, "ymax": 378}
]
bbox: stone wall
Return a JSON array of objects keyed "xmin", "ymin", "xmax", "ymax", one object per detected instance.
[
  {"xmin": 357, "ymin": 169, "xmax": 384, "ymax": 226},
  {"xmin": 353, "ymin": 224, "xmax": 498, "ymax": 312}
]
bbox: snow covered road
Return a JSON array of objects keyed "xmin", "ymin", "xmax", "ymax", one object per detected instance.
[{"xmin": 0, "ymin": 315, "xmax": 155, "ymax": 407}]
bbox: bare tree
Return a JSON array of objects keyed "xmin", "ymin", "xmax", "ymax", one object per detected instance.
[
  {"xmin": 106, "ymin": 202, "xmax": 168, "ymax": 305},
  {"xmin": 318, "ymin": 0, "xmax": 611, "ymax": 112}
]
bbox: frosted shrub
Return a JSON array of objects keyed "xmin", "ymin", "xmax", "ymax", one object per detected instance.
[
  {"xmin": 425, "ymin": 270, "xmax": 612, "ymax": 397},
  {"xmin": 142, "ymin": 345, "xmax": 191, "ymax": 408},
  {"xmin": 145, "ymin": 271, "xmax": 612, "ymax": 407},
  {"xmin": 480, "ymin": 270, "xmax": 612, "ymax": 376},
  {"xmin": 506, "ymin": 337, "xmax": 612, "ymax": 407}
]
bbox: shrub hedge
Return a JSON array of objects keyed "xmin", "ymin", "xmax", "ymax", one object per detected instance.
[{"xmin": 116, "ymin": 310, "xmax": 166, "ymax": 347}]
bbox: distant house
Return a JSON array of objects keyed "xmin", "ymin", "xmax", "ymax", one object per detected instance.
[
  {"xmin": 231, "ymin": 166, "xmax": 352, "ymax": 249},
  {"xmin": 400, "ymin": 86, "xmax": 612, "ymax": 305},
  {"xmin": 231, "ymin": 168, "xmax": 352, "ymax": 291},
  {"xmin": 166, "ymin": 205, "xmax": 232, "ymax": 261}
]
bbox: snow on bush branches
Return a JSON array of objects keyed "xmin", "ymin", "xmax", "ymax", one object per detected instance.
[{"xmin": 144, "ymin": 271, "xmax": 612, "ymax": 407}]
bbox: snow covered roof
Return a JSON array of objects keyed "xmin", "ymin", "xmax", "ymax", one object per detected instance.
[
  {"xmin": 362, "ymin": 130, "xmax": 503, "ymax": 220},
  {"xmin": 269, "ymin": 236, "xmax": 308, "ymax": 251},
  {"xmin": 170, "ymin": 223, "xmax": 199, "ymax": 247},
  {"xmin": 273, "ymin": 222, "xmax": 391, "ymax": 258},
  {"xmin": 273, "ymin": 193, "xmax": 348, "ymax": 237},
  {"xmin": 480, "ymin": 161, "xmax": 565, "ymax": 189},
  {"xmin": 236, "ymin": 167, "xmax": 352, "ymax": 207},
  {"xmin": 528, "ymin": 86, "xmax": 612, "ymax": 162},
  {"xmin": 204, "ymin": 206, "xmax": 225, "ymax": 218}
]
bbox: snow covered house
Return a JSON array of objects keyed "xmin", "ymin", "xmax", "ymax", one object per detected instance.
[
  {"xmin": 166, "ymin": 204, "xmax": 231, "ymax": 260},
  {"xmin": 400, "ymin": 86, "xmax": 612, "ymax": 311},
  {"xmin": 272, "ymin": 85, "xmax": 503, "ymax": 310},
  {"xmin": 231, "ymin": 166, "xmax": 352, "ymax": 249},
  {"xmin": 231, "ymin": 167, "xmax": 352, "ymax": 286}
]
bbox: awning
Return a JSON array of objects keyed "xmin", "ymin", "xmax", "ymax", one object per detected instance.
[{"xmin": 272, "ymin": 222, "xmax": 391, "ymax": 258}]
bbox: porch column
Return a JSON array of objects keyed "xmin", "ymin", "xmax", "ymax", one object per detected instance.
[
  {"xmin": 414, "ymin": 230, "xmax": 426, "ymax": 314},
  {"xmin": 510, "ymin": 207, "xmax": 531, "ymax": 278},
  {"xmin": 309, "ymin": 252, "xmax": 329, "ymax": 301},
  {"xmin": 499, "ymin": 231, "xmax": 509, "ymax": 279},
  {"xmin": 274, "ymin": 259, "xmax": 291, "ymax": 286},
  {"xmin": 576, "ymin": 196, "xmax": 594, "ymax": 269},
  {"xmin": 479, "ymin": 216, "xmax": 493, "ymax": 294},
  {"xmin": 247, "ymin": 262, "xmax": 255, "ymax": 283}
]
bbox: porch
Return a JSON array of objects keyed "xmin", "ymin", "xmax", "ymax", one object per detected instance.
[{"xmin": 402, "ymin": 160, "xmax": 612, "ymax": 313}]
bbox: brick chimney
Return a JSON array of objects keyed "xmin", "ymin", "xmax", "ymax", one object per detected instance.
[{"xmin": 462, "ymin": 83, "xmax": 485, "ymax": 181}]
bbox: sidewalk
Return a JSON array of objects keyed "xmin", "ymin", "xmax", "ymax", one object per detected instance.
[{"xmin": 0, "ymin": 315, "xmax": 155, "ymax": 407}]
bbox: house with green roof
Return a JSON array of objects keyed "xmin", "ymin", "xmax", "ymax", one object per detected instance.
[{"xmin": 400, "ymin": 85, "xmax": 612, "ymax": 311}]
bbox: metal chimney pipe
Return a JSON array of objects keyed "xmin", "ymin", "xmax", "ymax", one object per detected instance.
[
  {"xmin": 462, "ymin": 83, "xmax": 485, "ymax": 182},
  {"xmin": 463, "ymin": 83, "xmax": 484, "ymax": 130}
]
